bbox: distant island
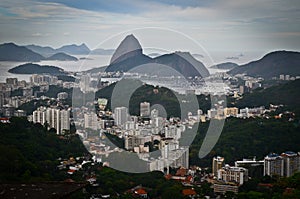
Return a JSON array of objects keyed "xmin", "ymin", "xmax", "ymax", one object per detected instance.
[
  {"xmin": 8, "ymin": 63, "xmax": 67, "ymax": 75},
  {"xmin": 210, "ymin": 62, "xmax": 238, "ymax": 70},
  {"xmin": 46, "ymin": 52, "xmax": 78, "ymax": 61}
]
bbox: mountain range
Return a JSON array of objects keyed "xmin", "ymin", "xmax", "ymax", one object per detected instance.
[
  {"xmin": 0, "ymin": 43, "xmax": 45, "ymax": 62},
  {"xmin": 0, "ymin": 43, "xmax": 78, "ymax": 62},
  {"xmin": 26, "ymin": 43, "xmax": 114, "ymax": 56},
  {"xmin": 228, "ymin": 51, "xmax": 300, "ymax": 79},
  {"xmin": 103, "ymin": 34, "xmax": 210, "ymax": 78},
  {"xmin": 1, "ymin": 39, "xmax": 300, "ymax": 79}
]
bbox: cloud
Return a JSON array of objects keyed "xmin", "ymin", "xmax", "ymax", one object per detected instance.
[{"xmin": 0, "ymin": 0, "xmax": 299, "ymax": 52}]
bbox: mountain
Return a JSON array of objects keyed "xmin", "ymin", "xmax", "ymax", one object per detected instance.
[
  {"xmin": 154, "ymin": 51, "xmax": 210, "ymax": 78},
  {"xmin": 46, "ymin": 52, "xmax": 78, "ymax": 61},
  {"xmin": 26, "ymin": 44, "xmax": 90, "ymax": 56},
  {"xmin": 210, "ymin": 62, "xmax": 238, "ymax": 70},
  {"xmin": 235, "ymin": 79, "xmax": 300, "ymax": 112},
  {"xmin": 105, "ymin": 34, "xmax": 152, "ymax": 72},
  {"xmin": 8, "ymin": 63, "xmax": 67, "ymax": 75},
  {"xmin": 90, "ymin": 48, "xmax": 114, "ymax": 55},
  {"xmin": 228, "ymin": 51, "xmax": 300, "ymax": 79},
  {"xmin": 25, "ymin": 44, "xmax": 56, "ymax": 57},
  {"xmin": 104, "ymin": 35, "xmax": 209, "ymax": 78},
  {"xmin": 56, "ymin": 43, "xmax": 90, "ymax": 55},
  {"xmin": 110, "ymin": 34, "xmax": 143, "ymax": 65},
  {"xmin": 0, "ymin": 43, "xmax": 44, "ymax": 62}
]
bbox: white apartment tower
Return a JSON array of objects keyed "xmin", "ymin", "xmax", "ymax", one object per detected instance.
[
  {"xmin": 212, "ymin": 156, "xmax": 225, "ymax": 177},
  {"xmin": 32, "ymin": 107, "xmax": 70, "ymax": 134},
  {"xmin": 114, "ymin": 107, "xmax": 128, "ymax": 127},
  {"xmin": 264, "ymin": 153, "xmax": 284, "ymax": 177},
  {"xmin": 140, "ymin": 102, "xmax": 150, "ymax": 117}
]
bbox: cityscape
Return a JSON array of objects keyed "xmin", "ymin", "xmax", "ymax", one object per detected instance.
[{"xmin": 1, "ymin": 0, "xmax": 300, "ymax": 198}]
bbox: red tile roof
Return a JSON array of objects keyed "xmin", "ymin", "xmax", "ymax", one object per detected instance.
[
  {"xmin": 182, "ymin": 189, "xmax": 196, "ymax": 196},
  {"xmin": 135, "ymin": 188, "xmax": 147, "ymax": 195}
]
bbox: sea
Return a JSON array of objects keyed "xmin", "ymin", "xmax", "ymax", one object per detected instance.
[
  {"xmin": 0, "ymin": 55, "xmax": 110, "ymax": 83},
  {"xmin": 0, "ymin": 51, "xmax": 264, "ymax": 83}
]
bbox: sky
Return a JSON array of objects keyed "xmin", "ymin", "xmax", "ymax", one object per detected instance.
[{"xmin": 0, "ymin": 0, "xmax": 300, "ymax": 57}]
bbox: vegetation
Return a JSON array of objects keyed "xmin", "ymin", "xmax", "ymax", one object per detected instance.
[
  {"xmin": 189, "ymin": 117, "xmax": 300, "ymax": 167},
  {"xmin": 0, "ymin": 117, "xmax": 88, "ymax": 182},
  {"xmin": 8, "ymin": 63, "xmax": 67, "ymax": 75},
  {"xmin": 238, "ymin": 173, "xmax": 300, "ymax": 198},
  {"xmin": 235, "ymin": 79, "xmax": 300, "ymax": 114}
]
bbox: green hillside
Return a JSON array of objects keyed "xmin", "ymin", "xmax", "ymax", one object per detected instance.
[
  {"xmin": 190, "ymin": 117, "xmax": 300, "ymax": 167},
  {"xmin": 235, "ymin": 79, "xmax": 300, "ymax": 114},
  {"xmin": 0, "ymin": 117, "xmax": 88, "ymax": 182}
]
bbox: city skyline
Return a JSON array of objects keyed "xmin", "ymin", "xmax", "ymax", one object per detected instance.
[{"xmin": 0, "ymin": 0, "xmax": 300, "ymax": 54}]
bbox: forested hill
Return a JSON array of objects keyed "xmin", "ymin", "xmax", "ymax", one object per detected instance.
[
  {"xmin": 0, "ymin": 117, "xmax": 88, "ymax": 182},
  {"xmin": 190, "ymin": 117, "xmax": 300, "ymax": 167},
  {"xmin": 235, "ymin": 79, "xmax": 300, "ymax": 113}
]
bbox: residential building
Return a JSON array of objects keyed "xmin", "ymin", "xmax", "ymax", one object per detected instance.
[
  {"xmin": 214, "ymin": 183, "xmax": 239, "ymax": 194},
  {"xmin": 32, "ymin": 107, "xmax": 70, "ymax": 134},
  {"xmin": 281, "ymin": 151, "xmax": 300, "ymax": 177},
  {"xmin": 84, "ymin": 112, "xmax": 99, "ymax": 130},
  {"xmin": 224, "ymin": 107, "xmax": 239, "ymax": 117},
  {"xmin": 212, "ymin": 156, "xmax": 225, "ymax": 177},
  {"xmin": 140, "ymin": 102, "xmax": 150, "ymax": 117},
  {"xmin": 217, "ymin": 165, "xmax": 248, "ymax": 185},
  {"xmin": 264, "ymin": 153, "xmax": 284, "ymax": 177},
  {"xmin": 57, "ymin": 92, "xmax": 68, "ymax": 100},
  {"xmin": 114, "ymin": 107, "xmax": 128, "ymax": 127}
]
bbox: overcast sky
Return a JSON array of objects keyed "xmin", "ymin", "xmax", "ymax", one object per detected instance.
[{"xmin": 1, "ymin": 0, "xmax": 299, "ymax": 55}]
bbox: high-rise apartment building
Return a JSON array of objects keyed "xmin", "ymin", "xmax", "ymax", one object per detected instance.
[
  {"xmin": 140, "ymin": 102, "xmax": 150, "ymax": 117},
  {"xmin": 281, "ymin": 151, "xmax": 300, "ymax": 177},
  {"xmin": 32, "ymin": 107, "xmax": 70, "ymax": 134},
  {"xmin": 264, "ymin": 153, "xmax": 284, "ymax": 177},
  {"xmin": 84, "ymin": 112, "xmax": 99, "ymax": 130},
  {"xmin": 212, "ymin": 156, "xmax": 225, "ymax": 177},
  {"xmin": 114, "ymin": 107, "xmax": 128, "ymax": 126}
]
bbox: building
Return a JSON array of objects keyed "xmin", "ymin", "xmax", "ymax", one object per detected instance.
[
  {"xmin": 224, "ymin": 107, "xmax": 239, "ymax": 117},
  {"xmin": 33, "ymin": 106, "xmax": 47, "ymax": 125},
  {"xmin": 235, "ymin": 158, "xmax": 264, "ymax": 167},
  {"xmin": 6, "ymin": 78, "xmax": 18, "ymax": 87},
  {"xmin": 212, "ymin": 156, "xmax": 225, "ymax": 177},
  {"xmin": 0, "ymin": 92, "xmax": 5, "ymax": 108},
  {"xmin": 214, "ymin": 183, "xmax": 239, "ymax": 194},
  {"xmin": 125, "ymin": 135, "xmax": 151, "ymax": 150},
  {"xmin": 57, "ymin": 92, "xmax": 68, "ymax": 100},
  {"xmin": 79, "ymin": 75, "xmax": 91, "ymax": 93},
  {"xmin": 281, "ymin": 151, "xmax": 300, "ymax": 177},
  {"xmin": 60, "ymin": 109, "xmax": 70, "ymax": 134},
  {"xmin": 217, "ymin": 165, "xmax": 248, "ymax": 185},
  {"xmin": 207, "ymin": 109, "xmax": 218, "ymax": 119},
  {"xmin": 140, "ymin": 102, "xmax": 150, "ymax": 117},
  {"xmin": 32, "ymin": 107, "xmax": 70, "ymax": 134},
  {"xmin": 23, "ymin": 88, "xmax": 33, "ymax": 97},
  {"xmin": 30, "ymin": 74, "xmax": 58, "ymax": 85},
  {"xmin": 114, "ymin": 107, "xmax": 128, "ymax": 127},
  {"xmin": 151, "ymin": 109, "xmax": 158, "ymax": 119},
  {"xmin": 84, "ymin": 112, "xmax": 99, "ymax": 130},
  {"xmin": 264, "ymin": 153, "xmax": 284, "ymax": 177}
]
